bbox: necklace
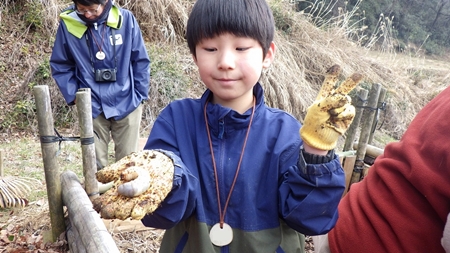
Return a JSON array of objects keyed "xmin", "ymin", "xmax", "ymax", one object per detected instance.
[
  {"xmin": 204, "ymin": 97, "xmax": 256, "ymax": 247},
  {"xmin": 89, "ymin": 24, "xmax": 107, "ymax": 60}
]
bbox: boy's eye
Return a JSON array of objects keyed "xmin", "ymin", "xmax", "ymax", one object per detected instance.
[
  {"xmin": 236, "ymin": 47, "xmax": 250, "ymax": 51},
  {"xmin": 204, "ymin": 48, "xmax": 216, "ymax": 52}
]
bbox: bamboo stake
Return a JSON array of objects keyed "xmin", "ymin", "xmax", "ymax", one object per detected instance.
[
  {"xmin": 349, "ymin": 83, "xmax": 381, "ymax": 187},
  {"xmin": 33, "ymin": 85, "xmax": 65, "ymax": 242},
  {"xmin": 76, "ymin": 88, "xmax": 99, "ymax": 200},
  {"xmin": 343, "ymin": 88, "xmax": 369, "ymax": 151},
  {"xmin": 368, "ymin": 87, "xmax": 387, "ymax": 144}
]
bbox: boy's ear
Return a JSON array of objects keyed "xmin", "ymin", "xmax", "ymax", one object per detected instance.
[{"xmin": 262, "ymin": 42, "xmax": 276, "ymax": 69}]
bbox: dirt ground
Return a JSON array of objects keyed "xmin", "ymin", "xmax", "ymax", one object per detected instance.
[
  {"xmin": 0, "ymin": 201, "xmax": 315, "ymax": 252},
  {"xmin": 0, "ymin": 138, "xmax": 315, "ymax": 252}
]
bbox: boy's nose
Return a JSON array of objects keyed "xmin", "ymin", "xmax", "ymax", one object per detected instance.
[{"xmin": 217, "ymin": 51, "xmax": 235, "ymax": 70}]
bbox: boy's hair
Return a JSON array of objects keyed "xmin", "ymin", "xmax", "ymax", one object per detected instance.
[
  {"xmin": 72, "ymin": 0, "xmax": 106, "ymax": 6},
  {"xmin": 186, "ymin": 0, "xmax": 275, "ymax": 58}
]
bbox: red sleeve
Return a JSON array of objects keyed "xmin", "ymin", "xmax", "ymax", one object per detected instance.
[{"xmin": 328, "ymin": 87, "xmax": 450, "ymax": 253}]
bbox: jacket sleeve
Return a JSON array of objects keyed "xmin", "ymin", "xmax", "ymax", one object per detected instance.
[
  {"xmin": 278, "ymin": 149, "xmax": 346, "ymax": 235},
  {"xmin": 49, "ymin": 21, "xmax": 79, "ymax": 105},
  {"xmin": 141, "ymin": 113, "xmax": 199, "ymax": 229},
  {"xmin": 130, "ymin": 15, "xmax": 150, "ymax": 102}
]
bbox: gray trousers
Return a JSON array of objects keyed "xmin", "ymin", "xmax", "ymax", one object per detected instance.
[{"xmin": 93, "ymin": 104, "xmax": 143, "ymax": 170}]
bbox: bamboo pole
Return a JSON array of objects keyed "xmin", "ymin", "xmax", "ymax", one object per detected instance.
[
  {"xmin": 352, "ymin": 142, "xmax": 384, "ymax": 158},
  {"xmin": 343, "ymin": 88, "xmax": 369, "ymax": 151},
  {"xmin": 61, "ymin": 170, "xmax": 120, "ymax": 253},
  {"xmin": 76, "ymin": 88, "xmax": 99, "ymax": 200},
  {"xmin": 368, "ymin": 87, "xmax": 387, "ymax": 145},
  {"xmin": 349, "ymin": 83, "xmax": 381, "ymax": 187},
  {"xmin": 33, "ymin": 85, "xmax": 66, "ymax": 241}
]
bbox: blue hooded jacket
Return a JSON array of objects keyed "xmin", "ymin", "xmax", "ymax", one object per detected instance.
[
  {"xmin": 142, "ymin": 84, "xmax": 345, "ymax": 253},
  {"xmin": 50, "ymin": 4, "xmax": 150, "ymax": 120}
]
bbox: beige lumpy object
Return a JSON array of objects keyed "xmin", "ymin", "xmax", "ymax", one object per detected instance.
[{"xmin": 92, "ymin": 150, "xmax": 174, "ymax": 220}]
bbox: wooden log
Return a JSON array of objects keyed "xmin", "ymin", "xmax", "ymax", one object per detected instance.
[
  {"xmin": 76, "ymin": 88, "xmax": 99, "ymax": 200},
  {"xmin": 61, "ymin": 170, "xmax": 120, "ymax": 253},
  {"xmin": 33, "ymin": 85, "xmax": 66, "ymax": 241},
  {"xmin": 350, "ymin": 83, "xmax": 381, "ymax": 186},
  {"xmin": 343, "ymin": 88, "xmax": 369, "ymax": 151},
  {"xmin": 66, "ymin": 228, "xmax": 85, "ymax": 253}
]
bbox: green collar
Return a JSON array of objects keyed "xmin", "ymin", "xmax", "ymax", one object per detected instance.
[{"xmin": 60, "ymin": 5, "xmax": 122, "ymax": 39}]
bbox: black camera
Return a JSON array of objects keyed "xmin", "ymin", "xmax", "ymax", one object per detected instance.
[{"xmin": 95, "ymin": 69, "xmax": 117, "ymax": 82}]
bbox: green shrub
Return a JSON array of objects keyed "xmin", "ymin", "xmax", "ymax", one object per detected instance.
[{"xmin": 23, "ymin": 0, "xmax": 44, "ymax": 30}]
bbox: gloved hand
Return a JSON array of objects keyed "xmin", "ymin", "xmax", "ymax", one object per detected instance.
[
  {"xmin": 92, "ymin": 149, "xmax": 174, "ymax": 220},
  {"xmin": 300, "ymin": 65, "xmax": 362, "ymax": 150}
]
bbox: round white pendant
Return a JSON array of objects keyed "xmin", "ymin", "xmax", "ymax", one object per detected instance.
[
  {"xmin": 96, "ymin": 51, "xmax": 106, "ymax": 60},
  {"xmin": 209, "ymin": 223, "xmax": 233, "ymax": 247}
]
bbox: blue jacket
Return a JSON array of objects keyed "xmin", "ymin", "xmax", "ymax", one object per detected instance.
[
  {"xmin": 50, "ymin": 5, "xmax": 150, "ymax": 120},
  {"xmin": 142, "ymin": 84, "xmax": 345, "ymax": 253}
]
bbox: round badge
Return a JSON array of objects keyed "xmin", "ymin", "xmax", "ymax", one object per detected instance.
[
  {"xmin": 209, "ymin": 223, "xmax": 233, "ymax": 246},
  {"xmin": 96, "ymin": 51, "xmax": 106, "ymax": 60}
]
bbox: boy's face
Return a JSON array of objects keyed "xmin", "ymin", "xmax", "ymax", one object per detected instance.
[{"xmin": 194, "ymin": 33, "xmax": 275, "ymax": 110}]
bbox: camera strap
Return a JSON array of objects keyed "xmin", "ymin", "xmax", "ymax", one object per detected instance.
[
  {"xmin": 85, "ymin": 25, "xmax": 118, "ymax": 74},
  {"xmin": 111, "ymin": 28, "xmax": 117, "ymax": 72}
]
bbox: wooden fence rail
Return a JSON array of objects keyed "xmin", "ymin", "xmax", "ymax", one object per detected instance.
[
  {"xmin": 340, "ymin": 83, "xmax": 388, "ymax": 195},
  {"xmin": 33, "ymin": 85, "xmax": 65, "ymax": 241},
  {"xmin": 61, "ymin": 170, "xmax": 120, "ymax": 253},
  {"xmin": 34, "ymin": 86, "xmax": 120, "ymax": 251}
]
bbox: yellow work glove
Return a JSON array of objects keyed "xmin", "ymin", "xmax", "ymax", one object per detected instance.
[
  {"xmin": 92, "ymin": 149, "xmax": 174, "ymax": 220},
  {"xmin": 300, "ymin": 65, "xmax": 363, "ymax": 150}
]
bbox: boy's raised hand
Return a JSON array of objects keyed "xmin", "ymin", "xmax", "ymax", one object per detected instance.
[{"xmin": 300, "ymin": 65, "xmax": 363, "ymax": 150}]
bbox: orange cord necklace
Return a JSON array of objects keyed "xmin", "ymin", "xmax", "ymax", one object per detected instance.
[{"xmin": 204, "ymin": 97, "xmax": 255, "ymax": 246}]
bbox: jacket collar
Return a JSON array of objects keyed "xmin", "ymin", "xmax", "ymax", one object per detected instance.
[
  {"xmin": 201, "ymin": 83, "xmax": 265, "ymax": 134},
  {"xmin": 60, "ymin": 5, "xmax": 122, "ymax": 39}
]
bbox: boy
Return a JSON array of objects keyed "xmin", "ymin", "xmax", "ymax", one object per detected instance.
[{"xmin": 141, "ymin": 0, "xmax": 355, "ymax": 251}]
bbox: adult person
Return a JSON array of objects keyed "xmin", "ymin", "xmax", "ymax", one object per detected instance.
[
  {"xmin": 314, "ymin": 85, "xmax": 450, "ymax": 252},
  {"xmin": 138, "ymin": 0, "xmax": 359, "ymax": 251},
  {"xmin": 50, "ymin": 0, "xmax": 150, "ymax": 170}
]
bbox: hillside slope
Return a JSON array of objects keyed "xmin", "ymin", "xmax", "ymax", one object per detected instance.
[{"xmin": 0, "ymin": 0, "xmax": 449, "ymax": 146}]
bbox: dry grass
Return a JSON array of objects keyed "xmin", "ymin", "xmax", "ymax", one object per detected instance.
[
  {"xmin": 123, "ymin": 0, "xmax": 449, "ymax": 138},
  {"xmin": 1, "ymin": 0, "xmax": 448, "ymax": 140}
]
